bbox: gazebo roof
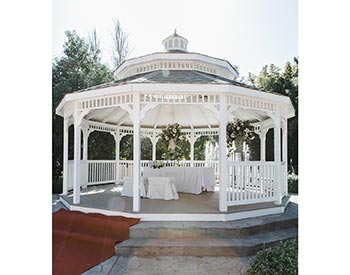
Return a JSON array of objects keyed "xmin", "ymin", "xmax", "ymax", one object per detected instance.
[
  {"xmin": 72, "ymin": 70, "xmax": 256, "ymax": 94},
  {"xmin": 56, "ymin": 32, "xmax": 295, "ymax": 128}
]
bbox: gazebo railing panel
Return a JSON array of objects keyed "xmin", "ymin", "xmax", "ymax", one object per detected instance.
[
  {"xmin": 87, "ymin": 160, "xmax": 116, "ymax": 185},
  {"xmin": 119, "ymin": 160, "xmax": 134, "ymax": 181},
  {"xmin": 227, "ymin": 161, "xmax": 278, "ymax": 206}
]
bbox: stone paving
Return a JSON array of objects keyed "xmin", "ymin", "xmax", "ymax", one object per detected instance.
[
  {"xmin": 81, "ymin": 255, "xmax": 253, "ymax": 275},
  {"xmin": 52, "ymin": 194, "xmax": 254, "ymax": 274}
]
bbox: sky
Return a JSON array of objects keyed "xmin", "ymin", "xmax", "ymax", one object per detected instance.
[{"xmin": 52, "ymin": 0, "xmax": 298, "ymax": 77}]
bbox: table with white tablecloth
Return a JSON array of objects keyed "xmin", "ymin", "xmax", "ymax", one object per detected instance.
[{"xmin": 143, "ymin": 167, "xmax": 215, "ymax": 194}]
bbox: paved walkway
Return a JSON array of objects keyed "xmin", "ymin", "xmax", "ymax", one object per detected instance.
[
  {"xmin": 81, "ymin": 255, "xmax": 253, "ymax": 275},
  {"xmin": 52, "ymin": 194, "xmax": 261, "ymax": 274}
]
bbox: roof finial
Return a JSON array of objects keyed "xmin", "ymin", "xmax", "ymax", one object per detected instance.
[{"xmin": 174, "ymin": 28, "xmax": 177, "ymax": 34}]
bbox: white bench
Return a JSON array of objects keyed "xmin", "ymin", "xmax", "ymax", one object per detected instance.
[
  {"xmin": 121, "ymin": 176, "xmax": 147, "ymax": 197},
  {"xmin": 146, "ymin": 177, "xmax": 179, "ymax": 200}
]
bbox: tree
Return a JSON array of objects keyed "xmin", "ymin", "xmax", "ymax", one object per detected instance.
[
  {"xmin": 246, "ymin": 59, "xmax": 298, "ymax": 172},
  {"xmin": 111, "ymin": 19, "xmax": 129, "ymax": 70},
  {"xmin": 52, "ymin": 30, "xmax": 114, "ymax": 181}
]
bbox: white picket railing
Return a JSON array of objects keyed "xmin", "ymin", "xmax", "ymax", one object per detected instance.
[
  {"xmin": 227, "ymin": 161, "xmax": 278, "ymax": 206},
  {"xmin": 68, "ymin": 160, "xmax": 284, "ymax": 207},
  {"xmin": 88, "ymin": 160, "xmax": 116, "ymax": 185}
]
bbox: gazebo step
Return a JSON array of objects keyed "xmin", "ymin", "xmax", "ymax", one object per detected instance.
[
  {"xmin": 129, "ymin": 203, "xmax": 298, "ymax": 239},
  {"xmin": 115, "ymin": 228, "xmax": 298, "ymax": 257}
]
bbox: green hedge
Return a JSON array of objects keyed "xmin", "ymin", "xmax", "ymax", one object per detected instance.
[
  {"xmin": 248, "ymin": 238, "xmax": 298, "ymax": 275},
  {"xmin": 288, "ymin": 173, "xmax": 298, "ymax": 194}
]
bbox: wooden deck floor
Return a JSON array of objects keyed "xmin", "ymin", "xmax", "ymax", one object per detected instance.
[{"xmin": 61, "ymin": 184, "xmax": 289, "ymax": 214}]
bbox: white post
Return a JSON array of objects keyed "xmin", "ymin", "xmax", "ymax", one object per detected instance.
[
  {"xmin": 259, "ymin": 129, "xmax": 268, "ymax": 161},
  {"xmin": 73, "ymin": 109, "xmax": 82, "ymax": 204},
  {"xmin": 133, "ymin": 93, "xmax": 141, "ymax": 212},
  {"xmin": 190, "ymin": 130, "xmax": 196, "ymax": 167},
  {"xmin": 151, "ymin": 135, "xmax": 158, "ymax": 161},
  {"xmin": 81, "ymin": 128, "xmax": 90, "ymax": 189},
  {"xmin": 219, "ymin": 94, "xmax": 228, "ymax": 212},
  {"xmin": 113, "ymin": 130, "xmax": 121, "ymax": 184},
  {"xmin": 62, "ymin": 116, "xmax": 69, "ymax": 195},
  {"xmin": 282, "ymin": 119, "xmax": 288, "ymax": 195},
  {"xmin": 273, "ymin": 112, "xmax": 282, "ymax": 204}
]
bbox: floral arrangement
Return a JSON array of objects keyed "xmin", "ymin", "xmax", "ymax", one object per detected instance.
[
  {"xmin": 226, "ymin": 119, "xmax": 255, "ymax": 155},
  {"xmin": 150, "ymin": 160, "xmax": 164, "ymax": 169},
  {"xmin": 159, "ymin": 123, "xmax": 182, "ymax": 151}
]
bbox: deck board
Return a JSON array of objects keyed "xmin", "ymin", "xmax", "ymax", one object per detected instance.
[{"xmin": 62, "ymin": 184, "xmax": 289, "ymax": 214}]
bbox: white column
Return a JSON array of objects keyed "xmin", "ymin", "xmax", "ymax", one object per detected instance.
[
  {"xmin": 133, "ymin": 93, "xmax": 141, "ymax": 212},
  {"xmin": 282, "ymin": 120, "xmax": 288, "ymax": 195},
  {"xmin": 62, "ymin": 116, "xmax": 69, "ymax": 195},
  {"xmin": 273, "ymin": 112, "xmax": 282, "ymax": 204},
  {"xmin": 190, "ymin": 130, "xmax": 196, "ymax": 167},
  {"xmin": 81, "ymin": 128, "xmax": 90, "ymax": 189},
  {"xmin": 113, "ymin": 130, "xmax": 121, "ymax": 184},
  {"xmin": 151, "ymin": 135, "xmax": 158, "ymax": 161},
  {"xmin": 82, "ymin": 129, "xmax": 89, "ymax": 160},
  {"xmin": 73, "ymin": 109, "xmax": 82, "ymax": 204},
  {"xmin": 259, "ymin": 129, "xmax": 268, "ymax": 161},
  {"xmin": 219, "ymin": 94, "xmax": 228, "ymax": 212}
]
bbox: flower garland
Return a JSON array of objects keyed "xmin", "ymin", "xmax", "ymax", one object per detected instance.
[{"xmin": 226, "ymin": 119, "xmax": 255, "ymax": 155}]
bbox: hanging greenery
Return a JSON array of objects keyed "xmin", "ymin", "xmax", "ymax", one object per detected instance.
[
  {"xmin": 158, "ymin": 123, "xmax": 186, "ymax": 161},
  {"xmin": 159, "ymin": 123, "xmax": 182, "ymax": 142},
  {"xmin": 226, "ymin": 119, "xmax": 255, "ymax": 156}
]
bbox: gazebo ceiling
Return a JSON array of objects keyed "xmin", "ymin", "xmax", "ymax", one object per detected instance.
[{"xmin": 85, "ymin": 104, "xmax": 270, "ymax": 129}]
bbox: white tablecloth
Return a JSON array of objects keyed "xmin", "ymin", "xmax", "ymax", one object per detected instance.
[
  {"xmin": 121, "ymin": 176, "xmax": 147, "ymax": 197},
  {"xmin": 144, "ymin": 167, "xmax": 215, "ymax": 194},
  {"xmin": 147, "ymin": 177, "xmax": 179, "ymax": 200}
]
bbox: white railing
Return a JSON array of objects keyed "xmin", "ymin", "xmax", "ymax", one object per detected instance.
[
  {"xmin": 119, "ymin": 160, "xmax": 134, "ymax": 181},
  {"xmin": 227, "ymin": 161, "xmax": 278, "ymax": 206},
  {"xmin": 88, "ymin": 160, "xmax": 116, "ymax": 185},
  {"xmin": 68, "ymin": 159, "xmax": 218, "ymax": 189}
]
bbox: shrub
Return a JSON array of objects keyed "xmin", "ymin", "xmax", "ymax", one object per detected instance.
[
  {"xmin": 248, "ymin": 238, "xmax": 298, "ymax": 275},
  {"xmin": 288, "ymin": 173, "xmax": 298, "ymax": 194}
]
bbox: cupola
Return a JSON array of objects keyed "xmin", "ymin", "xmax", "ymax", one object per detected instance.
[{"xmin": 162, "ymin": 29, "xmax": 188, "ymax": 52}]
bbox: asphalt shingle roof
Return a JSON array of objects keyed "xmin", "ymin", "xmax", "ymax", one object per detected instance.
[{"xmin": 74, "ymin": 70, "xmax": 257, "ymax": 93}]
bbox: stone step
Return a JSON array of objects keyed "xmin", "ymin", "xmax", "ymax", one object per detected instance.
[
  {"xmin": 115, "ymin": 228, "xmax": 298, "ymax": 257},
  {"xmin": 129, "ymin": 203, "xmax": 298, "ymax": 239}
]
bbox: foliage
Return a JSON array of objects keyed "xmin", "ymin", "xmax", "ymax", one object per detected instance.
[
  {"xmin": 226, "ymin": 119, "xmax": 255, "ymax": 155},
  {"xmin": 288, "ymin": 173, "xmax": 298, "ymax": 194},
  {"xmin": 245, "ymin": 132, "xmax": 260, "ymax": 161},
  {"xmin": 159, "ymin": 123, "xmax": 182, "ymax": 143},
  {"xmin": 156, "ymin": 136, "xmax": 190, "ymax": 161},
  {"xmin": 119, "ymin": 135, "xmax": 133, "ymax": 160},
  {"xmin": 246, "ymin": 59, "xmax": 298, "ymax": 173},
  {"xmin": 141, "ymin": 137, "xmax": 153, "ymax": 160},
  {"xmin": 52, "ymin": 30, "xmax": 114, "ymax": 179},
  {"xmin": 248, "ymin": 239, "xmax": 298, "ymax": 275},
  {"xmin": 150, "ymin": 160, "xmax": 164, "ymax": 169},
  {"xmin": 118, "ymin": 135, "xmax": 154, "ymax": 160},
  {"xmin": 88, "ymin": 131, "xmax": 115, "ymax": 160},
  {"xmin": 194, "ymin": 136, "xmax": 212, "ymax": 160}
]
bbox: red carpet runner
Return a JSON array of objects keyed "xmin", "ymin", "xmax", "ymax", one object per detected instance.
[{"xmin": 53, "ymin": 209, "xmax": 140, "ymax": 275}]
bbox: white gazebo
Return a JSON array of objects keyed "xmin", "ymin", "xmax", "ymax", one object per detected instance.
[{"xmin": 56, "ymin": 31, "xmax": 295, "ymax": 220}]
